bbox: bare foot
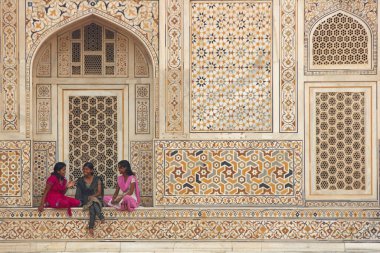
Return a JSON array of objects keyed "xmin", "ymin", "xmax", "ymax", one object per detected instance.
[{"xmin": 88, "ymin": 229, "xmax": 94, "ymax": 237}]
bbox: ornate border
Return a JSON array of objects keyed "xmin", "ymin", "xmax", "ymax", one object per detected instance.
[
  {"xmin": 1, "ymin": 0, "xmax": 18, "ymax": 131},
  {"xmin": 2, "ymin": 207, "xmax": 380, "ymax": 220},
  {"xmin": 0, "ymin": 141, "xmax": 31, "ymax": 207},
  {"xmin": 165, "ymin": 0, "xmax": 184, "ymax": 133},
  {"xmin": 1, "ymin": 211, "xmax": 380, "ymax": 240},
  {"xmin": 155, "ymin": 140, "xmax": 303, "ymax": 206},
  {"xmin": 280, "ymin": 0, "xmax": 297, "ymax": 132}
]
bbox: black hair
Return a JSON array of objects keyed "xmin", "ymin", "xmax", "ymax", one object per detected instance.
[
  {"xmin": 83, "ymin": 162, "xmax": 95, "ymax": 175},
  {"xmin": 51, "ymin": 162, "xmax": 66, "ymax": 180},
  {"xmin": 118, "ymin": 160, "xmax": 135, "ymax": 176}
]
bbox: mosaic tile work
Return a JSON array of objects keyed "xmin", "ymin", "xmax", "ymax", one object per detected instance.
[
  {"xmin": 0, "ymin": 141, "xmax": 31, "ymax": 207},
  {"xmin": 0, "ymin": 150, "xmax": 21, "ymax": 196},
  {"xmin": 166, "ymin": 0, "xmax": 184, "ymax": 133},
  {"xmin": 155, "ymin": 141, "xmax": 303, "ymax": 206},
  {"xmin": 191, "ymin": 1, "xmax": 272, "ymax": 132},
  {"xmin": 130, "ymin": 142, "xmax": 153, "ymax": 198},
  {"xmin": 32, "ymin": 142, "xmax": 56, "ymax": 205},
  {"xmin": 280, "ymin": 0, "xmax": 297, "ymax": 132},
  {"xmin": 2, "ymin": 208, "xmax": 380, "ymax": 240},
  {"xmin": 25, "ymin": 0, "xmax": 159, "ymax": 137},
  {"xmin": 1, "ymin": 0, "xmax": 18, "ymax": 130},
  {"xmin": 304, "ymin": 0, "xmax": 377, "ymax": 74}
]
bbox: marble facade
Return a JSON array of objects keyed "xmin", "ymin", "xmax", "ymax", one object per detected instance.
[{"xmin": 0, "ymin": 0, "xmax": 379, "ymax": 241}]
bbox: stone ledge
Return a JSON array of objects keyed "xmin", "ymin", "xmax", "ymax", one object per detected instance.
[
  {"xmin": 1, "ymin": 217, "xmax": 380, "ymax": 240},
  {"xmin": 1, "ymin": 207, "xmax": 380, "ymax": 219}
]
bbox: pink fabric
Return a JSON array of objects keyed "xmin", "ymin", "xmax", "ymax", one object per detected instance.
[
  {"xmin": 103, "ymin": 175, "xmax": 140, "ymax": 211},
  {"xmin": 44, "ymin": 175, "xmax": 80, "ymax": 214}
]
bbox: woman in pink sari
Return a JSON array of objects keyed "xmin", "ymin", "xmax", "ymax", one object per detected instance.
[
  {"xmin": 103, "ymin": 160, "xmax": 140, "ymax": 211},
  {"xmin": 38, "ymin": 162, "xmax": 80, "ymax": 216}
]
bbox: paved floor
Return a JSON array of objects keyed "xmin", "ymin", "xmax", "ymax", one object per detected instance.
[{"xmin": 0, "ymin": 242, "xmax": 380, "ymax": 253}]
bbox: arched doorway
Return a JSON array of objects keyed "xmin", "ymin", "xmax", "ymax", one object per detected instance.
[{"xmin": 32, "ymin": 18, "xmax": 154, "ymax": 198}]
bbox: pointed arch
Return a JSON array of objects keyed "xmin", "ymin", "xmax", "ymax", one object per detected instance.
[
  {"xmin": 309, "ymin": 10, "xmax": 373, "ymax": 71},
  {"xmin": 25, "ymin": 11, "xmax": 159, "ymax": 138}
]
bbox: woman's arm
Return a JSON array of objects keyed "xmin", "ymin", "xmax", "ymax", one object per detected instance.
[
  {"xmin": 38, "ymin": 183, "xmax": 52, "ymax": 212},
  {"xmin": 111, "ymin": 185, "xmax": 120, "ymax": 203}
]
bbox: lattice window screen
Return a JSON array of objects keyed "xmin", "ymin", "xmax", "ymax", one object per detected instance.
[
  {"xmin": 315, "ymin": 92, "xmax": 365, "ymax": 191},
  {"xmin": 312, "ymin": 12, "xmax": 370, "ymax": 67},
  {"xmin": 60, "ymin": 23, "xmax": 125, "ymax": 76},
  {"xmin": 68, "ymin": 96, "xmax": 118, "ymax": 189}
]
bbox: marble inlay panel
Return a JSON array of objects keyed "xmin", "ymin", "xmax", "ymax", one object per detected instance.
[{"xmin": 155, "ymin": 140, "xmax": 303, "ymax": 206}]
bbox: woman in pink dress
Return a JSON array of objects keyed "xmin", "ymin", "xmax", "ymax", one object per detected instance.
[
  {"xmin": 38, "ymin": 162, "xmax": 80, "ymax": 216},
  {"xmin": 103, "ymin": 160, "xmax": 140, "ymax": 211}
]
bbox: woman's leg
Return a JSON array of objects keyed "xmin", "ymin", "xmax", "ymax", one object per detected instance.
[
  {"xmin": 88, "ymin": 204, "xmax": 96, "ymax": 236},
  {"xmin": 56, "ymin": 196, "xmax": 81, "ymax": 216},
  {"xmin": 89, "ymin": 204, "xmax": 96, "ymax": 229},
  {"xmin": 121, "ymin": 195, "xmax": 138, "ymax": 212},
  {"xmin": 93, "ymin": 202, "xmax": 105, "ymax": 221}
]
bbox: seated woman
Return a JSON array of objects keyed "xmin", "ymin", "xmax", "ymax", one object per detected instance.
[
  {"xmin": 103, "ymin": 160, "xmax": 140, "ymax": 211},
  {"xmin": 38, "ymin": 162, "xmax": 80, "ymax": 216},
  {"xmin": 75, "ymin": 162, "xmax": 105, "ymax": 237}
]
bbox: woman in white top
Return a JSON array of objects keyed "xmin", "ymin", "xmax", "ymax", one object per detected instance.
[{"xmin": 103, "ymin": 160, "xmax": 141, "ymax": 211}]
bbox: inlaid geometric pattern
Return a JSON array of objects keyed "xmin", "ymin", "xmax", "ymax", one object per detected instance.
[
  {"xmin": 32, "ymin": 142, "xmax": 56, "ymax": 206},
  {"xmin": 135, "ymin": 84, "xmax": 150, "ymax": 134},
  {"xmin": 166, "ymin": 149, "xmax": 294, "ymax": 196},
  {"xmin": 0, "ymin": 150, "xmax": 21, "ymax": 196},
  {"xmin": 1, "ymin": 0, "xmax": 18, "ymax": 131},
  {"xmin": 155, "ymin": 140, "xmax": 303, "ymax": 206},
  {"xmin": 280, "ymin": 0, "xmax": 297, "ymax": 132},
  {"xmin": 2, "ymin": 209, "xmax": 380, "ymax": 240},
  {"xmin": 315, "ymin": 92, "xmax": 365, "ymax": 191},
  {"xmin": 307, "ymin": 84, "xmax": 375, "ymax": 200},
  {"xmin": 4, "ymin": 208, "xmax": 380, "ymax": 220},
  {"xmin": 130, "ymin": 142, "xmax": 153, "ymax": 199},
  {"xmin": 166, "ymin": 0, "xmax": 184, "ymax": 133},
  {"xmin": 135, "ymin": 45, "xmax": 149, "ymax": 77},
  {"xmin": 0, "ymin": 141, "xmax": 31, "ymax": 207},
  {"xmin": 191, "ymin": 1, "xmax": 272, "ymax": 132},
  {"xmin": 304, "ymin": 0, "xmax": 377, "ymax": 74},
  {"xmin": 69, "ymin": 96, "xmax": 118, "ymax": 189},
  {"xmin": 312, "ymin": 13, "xmax": 369, "ymax": 66}
]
